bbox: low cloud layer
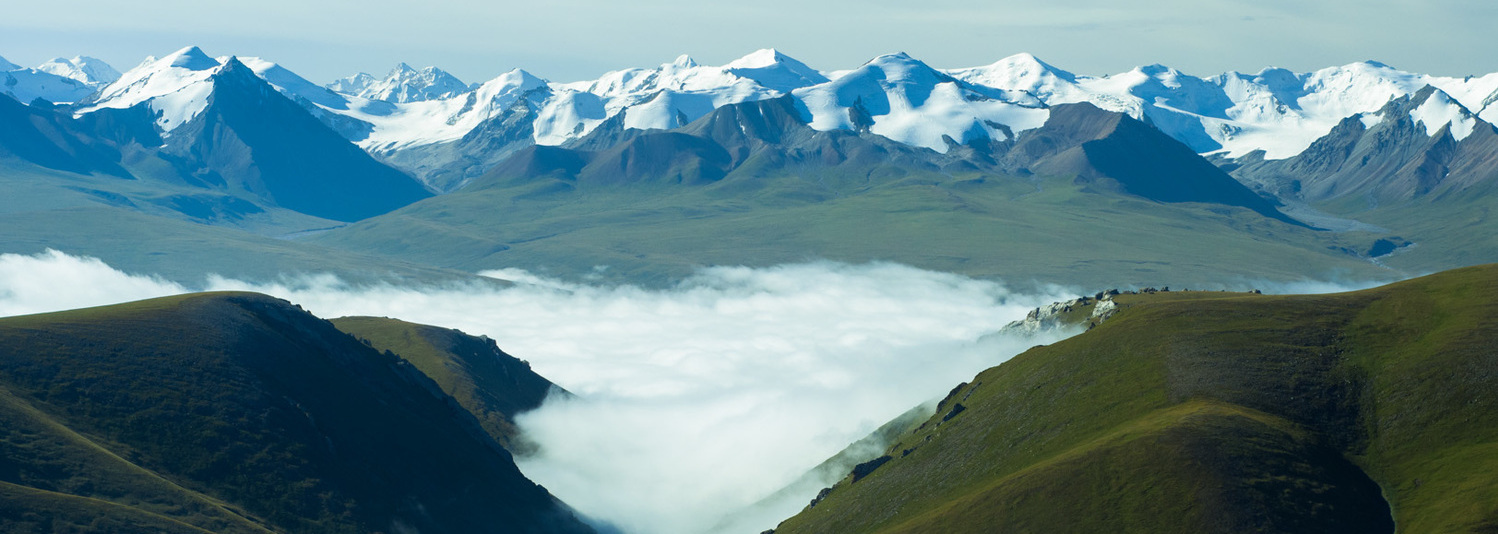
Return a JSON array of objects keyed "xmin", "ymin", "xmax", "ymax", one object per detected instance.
[{"xmin": 0, "ymin": 250, "xmax": 1404, "ymax": 533}]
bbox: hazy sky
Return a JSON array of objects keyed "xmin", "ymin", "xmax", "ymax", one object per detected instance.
[{"xmin": 3, "ymin": 0, "xmax": 1493, "ymax": 85}]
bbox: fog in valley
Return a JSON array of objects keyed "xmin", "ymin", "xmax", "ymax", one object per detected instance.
[{"xmin": 0, "ymin": 250, "xmax": 1395, "ymax": 533}]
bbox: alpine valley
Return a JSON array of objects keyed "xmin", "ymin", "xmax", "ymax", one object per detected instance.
[{"xmin": 2, "ymin": 44, "xmax": 1497, "ymax": 533}]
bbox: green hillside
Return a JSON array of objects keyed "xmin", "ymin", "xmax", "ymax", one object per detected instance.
[
  {"xmin": 775, "ymin": 264, "xmax": 1498, "ymax": 533},
  {"xmin": 0, "ymin": 292, "xmax": 592, "ymax": 534},
  {"xmin": 330, "ymin": 316, "xmax": 566, "ymax": 453},
  {"xmin": 308, "ymin": 170, "xmax": 1396, "ymax": 289}
]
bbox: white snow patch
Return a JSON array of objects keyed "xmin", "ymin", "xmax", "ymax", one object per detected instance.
[
  {"xmin": 35, "ymin": 56, "xmax": 121, "ymax": 85},
  {"xmin": 1410, "ymin": 90, "xmax": 1477, "ymax": 141},
  {"xmin": 797, "ymin": 53, "xmax": 1046, "ymax": 152},
  {"xmin": 78, "ymin": 46, "xmax": 223, "ymax": 131}
]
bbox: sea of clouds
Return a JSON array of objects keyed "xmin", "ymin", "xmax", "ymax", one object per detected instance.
[{"xmin": 0, "ymin": 250, "xmax": 1397, "ymax": 533}]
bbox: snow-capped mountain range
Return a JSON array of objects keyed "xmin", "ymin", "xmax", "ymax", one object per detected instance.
[
  {"xmin": 1, "ymin": 54, "xmax": 119, "ymax": 105},
  {"xmin": 14, "ymin": 46, "xmax": 1498, "ymax": 187},
  {"xmin": 328, "ymin": 63, "xmax": 473, "ymax": 103}
]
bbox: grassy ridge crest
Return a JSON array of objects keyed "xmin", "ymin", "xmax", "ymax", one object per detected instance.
[{"xmin": 777, "ymin": 264, "xmax": 1498, "ymax": 533}]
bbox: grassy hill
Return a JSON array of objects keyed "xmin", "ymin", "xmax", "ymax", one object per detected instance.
[
  {"xmin": 330, "ymin": 316, "xmax": 566, "ymax": 453},
  {"xmin": 774, "ymin": 264, "xmax": 1498, "ymax": 533},
  {"xmin": 0, "ymin": 292, "xmax": 592, "ymax": 534}
]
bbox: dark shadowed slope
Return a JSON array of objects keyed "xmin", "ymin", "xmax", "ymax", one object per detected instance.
[
  {"xmin": 331, "ymin": 316, "xmax": 568, "ymax": 453},
  {"xmin": 161, "ymin": 58, "xmax": 433, "ymax": 222},
  {"xmin": 1008, "ymin": 103, "xmax": 1302, "ymax": 225},
  {"xmin": 0, "ymin": 95, "xmax": 131, "ymax": 178},
  {"xmin": 777, "ymin": 264, "xmax": 1498, "ymax": 533},
  {"xmin": 0, "ymin": 292, "xmax": 593, "ymax": 534}
]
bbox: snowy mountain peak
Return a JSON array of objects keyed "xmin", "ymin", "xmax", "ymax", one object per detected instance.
[
  {"xmin": 328, "ymin": 62, "xmax": 470, "ymax": 103},
  {"xmin": 0, "ymin": 54, "xmax": 108, "ymax": 105},
  {"xmin": 80, "ymin": 46, "xmax": 229, "ymax": 131},
  {"xmin": 326, "ymin": 72, "xmax": 376, "ymax": 96},
  {"xmin": 1408, "ymin": 86, "xmax": 1480, "ymax": 141},
  {"xmin": 218, "ymin": 56, "xmax": 252, "ymax": 75},
  {"xmin": 858, "ymin": 53, "xmax": 950, "ymax": 81},
  {"xmin": 469, "ymin": 68, "xmax": 550, "ymax": 109},
  {"xmin": 1130, "ymin": 63, "xmax": 1198, "ymax": 89},
  {"xmin": 35, "ymin": 56, "xmax": 122, "ymax": 84},
  {"xmin": 795, "ymin": 52, "xmax": 1049, "ymax": 151},
  {"xmin": 550, "ymin": 49, "xmax": 840, "ymax": 134},
  {"xmin": 490, "ymin": 68, "xmax": 547, "ymax": 90},
  {"xmin": 723, "ymin": 48, "xmax": 829, "ymax": 92},
  {"xmin": 994, "ymin": 53, "xmax": 1074, "ymax": 80},
  {"xmin": 946, "ymin": 53, "xmax": 1080, "ymax": 100},
  {"xmin": 237, "ymin": 56, "xmax": 352, "ymax": 111},
  {"xmin": 1239, "ymin": 67, "xmax": 1303, "ymax": 90},
  {"xmin": 166, "ymin": 46, "xmax": 219, "ymax": 71},
  {"xmin": 723, "ymin": 48, "xmax": 790, "ymax": 69},
  {"xmin": 70, "ymin": 46, "xmax": 1498, "ymax": 172},
  {"xmin": 1136, "ymin": 63, "xmax": 1178, "ymax": 75}
]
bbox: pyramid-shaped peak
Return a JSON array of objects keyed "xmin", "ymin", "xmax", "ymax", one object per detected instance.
[
  {"xmin": 391, "ymin": 62, "xmax": 418, "ymax": 75},
  {"xmin": 727, "ymin": 48, "xmax": 793, "ymax": 68},
  {"xmin": 1410, "ymin": 84, "xmax": 1472, "ymax": 110},
  {"xmin": 501, "ymin": 68, "xmax": 545, "ymax": 84},
  {"xmin": 483, "ymin": 68, "xmax": 548, "ymax": 91},
  {"xmin": 211, "ymin": 56, "xmax": 263, "ymax": 86},
  {"xmin": 166, "ymin": 46, "xmax": 219, "ymax": 70},
  {"xmin": 721, "ymin": 48, "xmax": 828, "ymax": 91},
  {"xmin": 985, "ymin": 53, "xmax": 1076, "ymax": 80},
  {"xmin": 672, "ymin": 54, "xmax": 698, "ymax": 68},
  {"xmin": 219, "ymin": 55, "xmax": 250, "ymax": 72}
]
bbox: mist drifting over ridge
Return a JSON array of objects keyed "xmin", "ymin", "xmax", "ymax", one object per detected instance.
[{"xmin": 0, "ymin": 250, "xmax": 1402, "ymax": 533}]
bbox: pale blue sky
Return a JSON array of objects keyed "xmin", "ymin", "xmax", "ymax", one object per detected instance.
[{"xmin": 3, "ymin": 0, "xmax": 1493, "ymax": 84}]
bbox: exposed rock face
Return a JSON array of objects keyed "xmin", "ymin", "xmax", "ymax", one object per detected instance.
[
  {"xmin": 999, "ymin": 288, "xmax": 1139, "ymax": 335},
  {"xmin": 1090, "ymin": 298, "xmax": 1119, "ymax": 321},
  {"xmin": 999, "ymin": 296, "xmax": 1100, "ymax": 335},
  {"xmin": 1230, "ymin": 86, "xmax": 1498, "ymax": 207}
]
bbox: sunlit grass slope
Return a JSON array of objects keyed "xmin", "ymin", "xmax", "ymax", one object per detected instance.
[
  {"xmin": 0, "ymin": 292, "xmax": 592, "ymax": 534},
  {"xmin": 776, "ymin": 264, "xmax": 1498, "ymax": 533}
]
